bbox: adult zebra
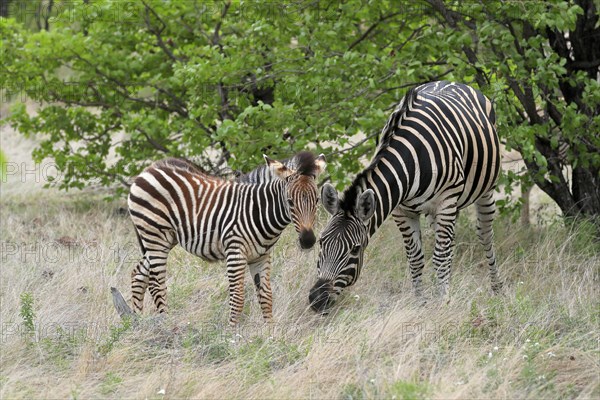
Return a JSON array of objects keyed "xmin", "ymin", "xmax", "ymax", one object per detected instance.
[
  {"xmin": 128, "ymin": 152, "xmax": 325, "ymax": 325},
  {"xmin": 309, "ymin": 81, "xmax": 501, "ymax": 312}
]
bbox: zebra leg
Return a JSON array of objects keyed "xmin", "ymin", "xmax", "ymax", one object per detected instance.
[
  {"xmin": 147, "ymin": 248, "xmax": 172, "ymax": 313},
  {"xmin": 392, "ymin": 208, "xmax": 425, "ymax": 297},
  {"xmin": 249, "ymin": 254, "xmax": 273, "ymax": 323},
  {"xmin": 432, "ymin": 203, "xmax": 458, "ymax": 299},
  {"xmin": 226, "ymin": 249, "xmax": 248, "ymax": 326},
  {"xmin": 131, "ymin": 228, "xmax": 175, "ymax": 314},
  {"xmin": 131, "ymin": 256, "xmax": 150, "ymax": 313},
  {"xmin": 475, "ymin": 190, "xmax": 502, "ymax": 293}
]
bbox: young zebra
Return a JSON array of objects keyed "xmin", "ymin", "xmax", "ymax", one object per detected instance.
[
  {"xmin": 310, "ymin": 81, "xmax": 501, "ymax": 312},
  {"xmin": 128, "ymin": 152, "xmax": 326, "ymax": 325}
]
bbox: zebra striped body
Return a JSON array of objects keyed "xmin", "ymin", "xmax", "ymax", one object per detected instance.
[
  {"xmin": 311, "ymin": 81, "xmax": 501, "ymax": 311},
  {"xmin": 128, "ymin": 153, "xmax": 324, "ymax": 325}
]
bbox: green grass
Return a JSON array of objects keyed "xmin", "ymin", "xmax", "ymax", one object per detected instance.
[
  {"xmin": 99, "ymin": 372, "xmax": 123, "ymax": 396},
  {"xmin": 1, "ymin": 190, "xmax": 598, "ymax": 399}
]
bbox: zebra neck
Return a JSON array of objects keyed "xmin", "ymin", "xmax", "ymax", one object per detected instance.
[
  {"xmin": 352, "ymin": 165, "xmax": 406, "ymax": 237},
  {"xmin": 256, "ymin": 180, "xmax": 292, "ymax": 229}
]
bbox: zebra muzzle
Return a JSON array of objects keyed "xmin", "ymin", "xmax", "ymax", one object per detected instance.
[
  {"xmin": 309, "ymin": 279, "xmax": 333, "ymax": 312},
  {"xmin": 299, "ymin": 229, "xmax": 316, "ymax": 249}
]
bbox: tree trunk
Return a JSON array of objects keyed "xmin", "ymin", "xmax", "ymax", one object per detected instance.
[
  {"xmin": 0, "ymin": 0, "xmax": 11, "ymax": 18},
  {"xmin": 520, "ymin": 184, "xmax": 531, "ymax": 226},
  {"xmin": 572, "ymin": 165, "xmax": 600, "ymax": 218}
]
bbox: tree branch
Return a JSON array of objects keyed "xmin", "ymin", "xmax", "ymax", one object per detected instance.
[
  {"xmin": 348, "ymin": 11, "xmax": 404, "ymax": 51},
  {"xmin": 212, "ymin": 1, "xmax": 231, "ymax": 47},
  {"xmin": 423, "ymin": 0, "xmax": 487, "ymax": 88},
  {"xmin": 136, "ymin": 127, "xmax": 170, "ymax": 154},
  {"xmin": 326, "ymin": 131, "xmax": 380, "ymax": 158},
  {"xmin": 141, "ymin": 0, "xmax": 185, "ymax": 62}
]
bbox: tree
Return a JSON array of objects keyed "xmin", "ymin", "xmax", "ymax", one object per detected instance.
[
  {"xmin": 1, "ymin": 0, "xmax": 12, "ymax": 19},
  {"xmin": 1, "ymin": 1, "xmax": 448, "ymax": 196},
  {"xmin": 424, "ymin": 0, "xmax": 600, "ymax": 223},
  {"xmin": 1, "ymin": 0, "xmax": 599, "ymax": 228},
  {"xmin": 4, "ymin": 0, "xmax": 55, "ymax": 31}
]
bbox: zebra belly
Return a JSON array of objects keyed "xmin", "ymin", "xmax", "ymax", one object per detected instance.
[
  {"xmin": 398, "ymin": 194, "xmax": 444, "ymax": 216},
  {"xmin": 177, "ymin": 229, "xmax": 226, "ymax": 262},
  {"xmin": 399, "ymin": 154, "xmax": 497, "ymax": 215},
  {"xmin": 456, "ymin": 160, "xmax": 498, "ymax": 209},
  {"xmin": 398, "ymin": 174, "xmax": 466, "ymax": 216},
  {"xmin": 398, "ymin": 177, "xmax": 489, "ymax": 217},
  {"xmin": 245, "ymin": 237, "xmax": 280, "ymax": 262},
  {"xmin": 178, "ymin": 228, "xmax": 280, "ymax": 264}
]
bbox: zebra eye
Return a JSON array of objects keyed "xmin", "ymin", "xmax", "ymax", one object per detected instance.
[
  {"xmin": 351, "ymin": 244, "xmax": 361, "ymax": 254},
  {"xmin": 287, "ymin": 198, "xmax": 294, "ymax": 207}
]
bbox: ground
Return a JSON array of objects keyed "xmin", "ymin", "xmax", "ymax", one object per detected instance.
[{"xmin": 0, "ymin": 121, "xmax": 598, "ymax": 399}]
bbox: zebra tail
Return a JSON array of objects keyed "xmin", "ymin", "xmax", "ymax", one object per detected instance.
[{"xmin": 111, "ymin": 286, "xmax": 137, "ymax": 321}]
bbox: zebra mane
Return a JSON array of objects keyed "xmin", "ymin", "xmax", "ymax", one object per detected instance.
[
  {"xmin": 293, "ymin": 151, "xmax": 319, "ymax": 177},
  {"xmin": 375, "ymin": 86, "xmax": 416, "ymax": 151},
  {"xmin": 339, "ymin": 86, "xmax": 418, "ymax": 213},
  {"xmin": 153, "ymin": 158, "xmax": 209, "ymax": 176},
  {"xmin": 236, "ymin": 151, "xmax": 319, "ymax": 183}
]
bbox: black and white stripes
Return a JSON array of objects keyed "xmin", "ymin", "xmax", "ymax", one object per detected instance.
[
  {"xmin": 310, "ymin": 81, "xmax": 501, "ymax": 311},
  {"xmin": 128, "ymin": 152, "xmax": 325, "ymax": 325}
]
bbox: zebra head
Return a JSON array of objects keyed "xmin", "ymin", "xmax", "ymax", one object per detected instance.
[
  {"xmin": 309, "ymin": 183, "xmax": 376, "ymax": 312},
  {"xmin": 264, "ymin": 152, "xmax": 326, "ymax": 250}
]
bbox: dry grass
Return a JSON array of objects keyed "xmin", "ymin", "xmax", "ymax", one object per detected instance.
[
  {"xmin": 1, "ymin": 185, "xmax": 598, "ymax": 399},
  {"xmin": 1, "ymin": 122, "xmax": 598, "ymax": 399}
]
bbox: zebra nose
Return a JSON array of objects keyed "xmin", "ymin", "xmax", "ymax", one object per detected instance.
[
  {"xmin": 299, "ymin": 229, "xmax": 316, "ymax": 249},
  {"xmin": 309, "ymin": 279, "xmax": 333, "ymax": 312}
]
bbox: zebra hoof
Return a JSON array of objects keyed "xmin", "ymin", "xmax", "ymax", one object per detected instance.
[{"xmin": 492, "ymin": 281, "xmax": 504, "ymax": 294}]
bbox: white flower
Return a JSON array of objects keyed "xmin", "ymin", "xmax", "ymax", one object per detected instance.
[
  {"xmin": 547, "ymin": 352, "xmax": 556, "ymax": 358},
  {"xmin": 493, "ymin": 346, "xmax": 499, "ymax": 351},
  {"xmin": 523, "ymin": 355, "xmax": 528, "ymax": 360},
  {"xmin": 488, "ymin": 352, "xmax": 493, "ymax": 359},
  {"xmin": 157, "ymin": 389, "xmax": 166, "ymax": 395},
  {"xmin": 354, "ymin": 295, "xmax": 360, "ymax": 301}
]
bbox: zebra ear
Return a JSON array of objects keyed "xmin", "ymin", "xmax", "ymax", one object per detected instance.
[
  {"xmin": 356, "ymin": 189, "xmax": 376, "ymax": 222},
  {"xmin": 321, "ymin": 183, "xmax": 339, "ymax": 215},
  {"xmin": 314, "ymin": 154, "xmax": 327, "ymax": 176},
  {"xmin": 263, "ymin": 154, "xmax": 274, "ymax": 165},
  {"xmin": 264, "ymin": 154, "xmax": 291, "ymax": 179}
]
